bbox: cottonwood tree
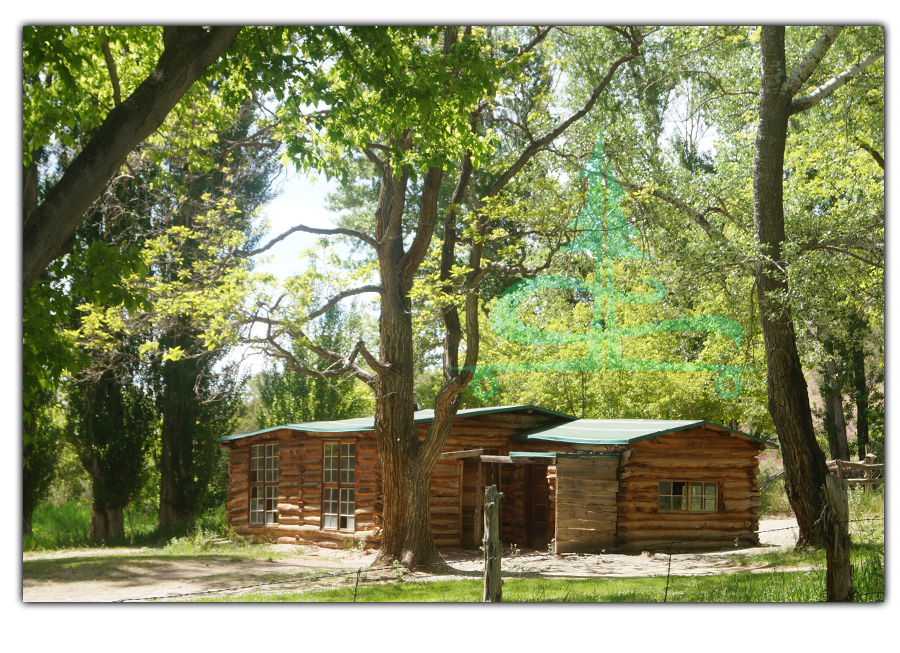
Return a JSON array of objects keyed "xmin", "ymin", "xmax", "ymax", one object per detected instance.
[
  {"xmin": 751, "ymin": 26, "xmax": 882, "ymax": 544},
  {"xmin": 593, "ymin": 26, "xmax": 882, "ymax": 545},
  {"xmin": 240, "ymin": 26, "xmax": 643, "ymax": 566},
  {"xmin": 22, "ymin": 25, "xmax": 242, "ymax": 294}
]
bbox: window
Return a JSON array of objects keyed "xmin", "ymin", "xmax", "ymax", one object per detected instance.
[
  {"xmin": 658, "ymin": 481, "xmax": 717, "ymax": 512},
  {"xmin": 249, "ymin": 443, "xmax": 279, "ymax": 524},
  {"xmin": 323, "ymin": 441, "xmax": 355, "ymax": 530}
]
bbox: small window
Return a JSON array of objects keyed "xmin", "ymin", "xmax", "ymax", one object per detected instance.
[
  {"xmin": 249, "ymin": 443, "xmax": 279, "ymax": 524},
  {"xmin": 658, "ymin": 481, "xmax": 716, "ymax": 512},
  {"xmin": 323, "ymin": 441, "xmax": 355, "ymax": 531}
]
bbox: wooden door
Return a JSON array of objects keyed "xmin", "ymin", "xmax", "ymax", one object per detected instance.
[{"xmin": 524, "ymin": 464, "xmax": 551, "ymax": 549}]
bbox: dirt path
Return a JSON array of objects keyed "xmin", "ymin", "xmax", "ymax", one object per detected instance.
[{"xmin": 22, "ymin": 517, "xmax": 800, "ymax": 602}]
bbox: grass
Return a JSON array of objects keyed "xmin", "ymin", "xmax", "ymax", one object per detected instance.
[
  {"xmin": 186, "ymin": 559, "xmax": 884, "ymax": 602},
  {"xmin": 23, "ymin": 500, "xmax": 231, "ymax": 551}
]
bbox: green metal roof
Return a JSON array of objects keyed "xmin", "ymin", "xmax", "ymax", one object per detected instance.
[
  {"xmin": 511, "ymin": 419, "xmax": 775, "ymax": 447},
  {"xmin": 217, "ymin": 404, "xmax": 576, "ymax": 443}
]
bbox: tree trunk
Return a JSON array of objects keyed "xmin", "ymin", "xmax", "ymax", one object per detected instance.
[
  {"xmin": 90, "ymin": 503, "xmax": 126, "ymax": 542},
  {"xmin": 371, "ymin": 166, "xmax": 453, "ymax": 569},
  {"xmin": 754, "ymin": 27, "xmax": 830, "ymax": 546},
  {"xmin": 849, "ymin": 320, "xmax": 870, "ymax": 460},
  {"xmin": 157, "ymin": 349, "xmax": 198, "ymax": 531},
  {"xmin": 23, "ymin": 508, "xmax": 34, "ymax": 537},
  {"xmin": 822, "ymin": 341, "xmax": 850, "ymax": 461}
]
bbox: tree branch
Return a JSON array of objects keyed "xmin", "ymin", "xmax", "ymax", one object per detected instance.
[
  {"xmin": 790, "ymin": 47, "xmax": 883, "ymax": 115},
  {"xmin": 100, "ymin": 34, "xmax": 122, "ymax": 106},
  {"xmin": 239, "ymin": 221, "xmax": 378, "ymax": 256},
  {"xmin": 23, "ymin": 26, "xmax": 243, "ymax": 294},
  {"xmin": 306, "ymin": 285, "xmax": 383, "ymax": 320},
  {"xmin": 855, "ymin": 138, "xmax": 885, "ymax": 170},
  {"xmin": 486, "ymin": 27, "xmax": 641, "ymax": 198},
  {"xmin": 784, "ymin": 26, "xmax": 843, "ymax": 97}
]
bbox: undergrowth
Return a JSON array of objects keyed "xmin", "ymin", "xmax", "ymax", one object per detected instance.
[{"xmin": 23, "ymin": 500, "xmax": 231, "ymax": 551}]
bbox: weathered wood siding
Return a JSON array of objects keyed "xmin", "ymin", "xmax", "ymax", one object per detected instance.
[
  {"xmin": 616, "ymin": 427, "xmax": 764, "ymax": 552},
  {"xmin": 555, "ymin": 457, "xmax": 619, "ymax": 553}
]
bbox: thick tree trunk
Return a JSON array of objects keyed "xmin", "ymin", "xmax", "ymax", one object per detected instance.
[
  {"xmin": 90, "ymin": 503, "xmax": 126, "ymax": 542},
  {"xmin": 371, "ymin": 166, "xmax": 453, "ymax": 569},
  {"xmin": 754, "ymin": 27, "xmax": 830, "ymax": 546},
  {"xmin": 157, "ymin": 348, "xmax": 199, "ymax": 530}
]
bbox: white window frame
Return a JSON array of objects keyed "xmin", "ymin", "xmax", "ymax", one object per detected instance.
[
  {"xmin": 249, "ymin": 443, "xmax": 279, "ymax": 524},
  {"xmin": 323, "ymin": 441, "xmax": 356, "ymax": 531},
  {"xmin": 658, "ymin": 480, "xmax": 717, "ymax": 512}
]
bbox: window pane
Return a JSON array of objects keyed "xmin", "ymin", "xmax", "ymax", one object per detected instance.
[
  {"xmin": 324, "ymin": 443, "xmax": 338, "ymax": 483},
  {"xmin": 672, "ymin": 482, "xmax": 686, "ymax": 498},
  {"xmin": 705, "ymin": 483, "xmax": 717, "ymax": 496},
  {"xmin": 341, "ymin": 443, "xmax": 355, "ymax": 484},
  {"xmin": 659, "ymin": 481, "xmax": 672, "ymax": 496},
  {"xmin": 704, "ymin": 497, "xmax": 717, "ymax": 511},
  {"xmin": 659, "ymin": 496, "xmax": 672, "ymax": 511},
  {"xmin": 672, "ymin": 496, "xmax": 683, "ymax": 510},
  {"xmin": 691, "ymin": 484, "xmax": 703, "ymax": 497},
  {"xmin": 323, "ymin": 488, "xmax": 338, "ymax": 529},
  {"xmin": 690, "ymin": 498, "xmax": 702, "ymax": 511},
  {"xmin": 266, "ymin": 444, "xmax": 279, "ymax": 482}
]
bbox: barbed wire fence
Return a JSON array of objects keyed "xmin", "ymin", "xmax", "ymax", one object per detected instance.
[{"xmin": 111, "ymin": 516, "xmax": 884, "ymax": 603}]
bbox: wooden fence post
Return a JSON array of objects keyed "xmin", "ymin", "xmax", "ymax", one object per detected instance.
[
  {"xmin": 824, "ymin": 474, "xmax": 853, "ymax": 601},
  {"xmin": 483, "ymin": 485, "xmax": 502, "ymax": 602}
]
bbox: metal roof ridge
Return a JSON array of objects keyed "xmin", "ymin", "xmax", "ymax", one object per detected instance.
[{"xmin": 217, "ymin": 403, "xmax": 578, "ymax": 442}]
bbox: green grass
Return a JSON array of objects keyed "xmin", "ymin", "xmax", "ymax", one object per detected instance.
[
  {"xmin": 187, "ymin": 558, "xmax": 884, "ymax": 602},
  {"xmin": 23, "ymin": 501, "xmax": 231, "ymax": 551}
]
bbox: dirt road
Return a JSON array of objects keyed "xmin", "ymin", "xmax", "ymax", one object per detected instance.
[{"xmin": 22, "ymin": 517, "xmax": 800, "ymax": 602}]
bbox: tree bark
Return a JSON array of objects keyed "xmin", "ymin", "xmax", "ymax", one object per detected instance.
[
  {"xmin": 849, "ymin": 318, "xmax": 870, "ymax": 459},
  {"xmin": 822, "ymin": 340, "xmax": 850, "ymax": 461},
  {"xmin": 22, "ymin": 26, "xmax": 242, "ymax": 294},
  {"xmin": 157, "ymin": 329, "xmax": 201, "ymax": 530},
  {"xmin": 371, "ymin": 163, "xmax": 451, "ymax": 569},
  {"xmin": 754, "ymin": 27, "xmax": 830, "ymax": 546},
  {"xmin": 90, "ymin": 503, "xmax": 126, "ymax": 542}
]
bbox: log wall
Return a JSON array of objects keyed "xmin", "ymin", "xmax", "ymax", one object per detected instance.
[
  {"xmin": 221, "ymin": 429, "xmax": 382, "ymax": 548},
  {"xmin": 616, "ymin": 427, "xmax": 765, "ymax": 552}
]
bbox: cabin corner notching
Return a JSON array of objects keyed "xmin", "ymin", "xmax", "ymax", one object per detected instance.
[{"xmin": 217, "ymin": 406, "xmax": 773, "ymax": 552}]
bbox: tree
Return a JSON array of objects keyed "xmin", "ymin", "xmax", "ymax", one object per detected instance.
[
  {"xmin": 240, "ymin": 26, "xmax": 643, "ymax": 566},
  {"xmin": 575, "ymin": 26, "xmax": 882, "ymax": 546},
  {"xmin": 23, "ymin": 393, "xmax": 63, "ymax": 536},
  {"xmin": 66, "ymin": 369, "xmax": 154, "ymax": 542},
  {"xmin": 22, "ymin": 25, "xmax": 242, "ymax": 293},
  {"xmin": 751, "ymin": 26, "xmax": 882, "ymax": 544}
]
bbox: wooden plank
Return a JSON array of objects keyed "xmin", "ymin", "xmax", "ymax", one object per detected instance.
[{"xmin": 440, "ymin": 448, "xmax": 484, "ymax": 460}]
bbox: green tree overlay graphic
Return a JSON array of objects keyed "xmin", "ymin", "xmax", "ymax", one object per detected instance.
[{"xmin": 465, "ymin": 134, "xmax": 752, "ymax": 399}]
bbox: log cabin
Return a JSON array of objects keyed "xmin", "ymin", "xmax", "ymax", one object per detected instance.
[{"xmin": 217, "ymin": 405, "xmax": 774, "ymax": 553}]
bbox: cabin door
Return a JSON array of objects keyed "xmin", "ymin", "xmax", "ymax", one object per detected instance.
[{"xmin": 524, "ymin": 464, "xmax": 551, "ymax": 549}]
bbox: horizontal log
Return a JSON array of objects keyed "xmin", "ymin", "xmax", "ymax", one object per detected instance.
[
  {"xmin": 434, "ymin": 538, "xmax": 461, "ymax": 547},
  {"xmin": 618, "ymin": 518, "xmax": 755, "ymax": 532}
]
